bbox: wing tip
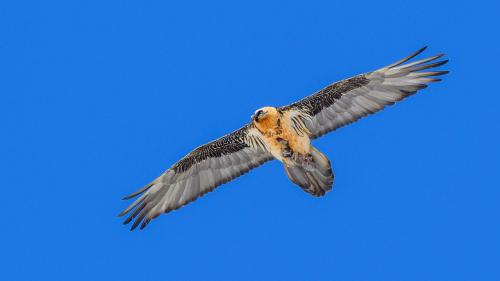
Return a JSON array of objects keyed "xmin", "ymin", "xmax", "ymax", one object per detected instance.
[
  {"xmin": 432, "ymin": 70, "xmax": 450, "ymax": 76},
  {"xmin": 412, "ymin": 59, "xmax": 449, "ymax": 71},
  {"xmin": 386, "ymin": 45, "xmax": 439, "ymax": 69},
  {"xmin": 418, "ymin": 45, "xmax": 428, "ymax": 53},
  {"xmin": 122, "ymin": 181, "xmax": 156, "ymax": 200}
]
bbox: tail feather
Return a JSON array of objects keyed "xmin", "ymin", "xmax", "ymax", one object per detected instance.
[{"xmin": 284, "ymin": 147, "xmax": 334, "ymax": 197}]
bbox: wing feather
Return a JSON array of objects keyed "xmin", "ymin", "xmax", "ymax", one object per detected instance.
[
  {"xmin": 119, "ymin": 125, "xmax": 273, "ymax": 230},
  {"xmin": 281, "ymin": 47, "xmax": 448, "ymax": 139}
]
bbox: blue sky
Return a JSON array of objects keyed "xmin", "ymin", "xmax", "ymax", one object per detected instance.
[{"xmin": 1, "ymin": 1, "xmax": 499, "ymax": 280}]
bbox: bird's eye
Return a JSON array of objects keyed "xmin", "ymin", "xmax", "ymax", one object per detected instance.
[{"xmin": 253, "ymin": 110, "xmax": 265, "ymax": 122}]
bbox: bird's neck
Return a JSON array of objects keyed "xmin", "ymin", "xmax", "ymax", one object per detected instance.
[{"xmin": 255, "ymin": 115, "xmax": 281, "ymax": 136}]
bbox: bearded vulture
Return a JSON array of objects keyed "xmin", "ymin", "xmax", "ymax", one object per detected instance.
[{"xmin": 119, "ymin": 46, "xmax": 448, "ymax": 230}]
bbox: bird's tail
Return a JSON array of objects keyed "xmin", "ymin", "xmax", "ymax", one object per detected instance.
[{"xmin": 284, "ymin": 146, "xmax": 334, "ymax": 197}]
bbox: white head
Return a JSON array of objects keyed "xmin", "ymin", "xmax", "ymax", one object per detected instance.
[{"xmin": 251, "ymin": 106, "xmax": 278, "ymax": 123}]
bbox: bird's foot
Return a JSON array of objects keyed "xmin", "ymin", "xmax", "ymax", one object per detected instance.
[
  {"xmin": 304, "ymin": 154, "xmax": 313, "ymax": 163},
  {"xmin": 282, "ymin": 149, "xmax": 293, "ymax": 158},
  {"xmin": 277, "ymin": 138, "xmax": 293, "ymax": 158}
]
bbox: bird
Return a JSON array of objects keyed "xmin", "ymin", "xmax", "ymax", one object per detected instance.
[{"xmin": 119, "ymin": 46, "xmax": 448, "ymax": 230}]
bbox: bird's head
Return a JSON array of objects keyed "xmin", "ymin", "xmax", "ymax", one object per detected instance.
[{"xmin": 252, "ymin": 107, "xmax": 279, "ymax": 125}]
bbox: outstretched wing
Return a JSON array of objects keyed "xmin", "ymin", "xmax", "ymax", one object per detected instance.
[
  {"xmin": 281, "ymin": 47, "xmax": 448, "ymax": 139},
  {"xmin": 119, "ymin": 125, "xmax": 272, "ymax": 230}
]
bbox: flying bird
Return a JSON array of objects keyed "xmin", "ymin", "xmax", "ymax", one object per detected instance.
[{"xmin": 120, "ymin": 46, "xmax": 448, "ymax": 230}]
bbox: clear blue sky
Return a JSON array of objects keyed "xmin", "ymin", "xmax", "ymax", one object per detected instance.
[{"xmin": 1, "ymin": 1, "xmax": 499, "ymax": 280}]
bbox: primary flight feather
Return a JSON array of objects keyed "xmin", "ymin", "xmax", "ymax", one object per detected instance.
[{"xmin": 119, "ymin": 46, "xmax": 448, "ymax": 230}]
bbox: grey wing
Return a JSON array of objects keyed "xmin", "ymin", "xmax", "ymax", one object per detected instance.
[
  {"xmin": 119, "ymin": 125, "xmax": 273, "ymax": 230},
  {"xmin": 281, "ymin": 47, "xmax": 448, "ymax": 139}
]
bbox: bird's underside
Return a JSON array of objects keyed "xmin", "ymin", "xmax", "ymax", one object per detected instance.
[{"xmin": 119, "ymin": 46, "xmax": 448, "ymax": 230}]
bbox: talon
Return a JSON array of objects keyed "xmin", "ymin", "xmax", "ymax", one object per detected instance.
[
  {"xmin": 305, "ymin": 154, "xmax": 313, "ymax": 162},
  {"xmin": 282, "ymin": 150, "xmax": 292, "ymax": 157},
  {"xmin": 277, "ymin": 137, "xmax": 293, "ymax": 158}
]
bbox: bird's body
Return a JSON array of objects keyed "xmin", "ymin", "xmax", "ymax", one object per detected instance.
[
  {"xmin": 251, "ymin": 106, "xmax": 334, "ymax": 196},
  {"xmin": 120, "ymin": 47, "xmax": 449, "ymax": 230},
  {"xmin": 252, "ymin": 106, "xmax": 311, "ymax": 161}
]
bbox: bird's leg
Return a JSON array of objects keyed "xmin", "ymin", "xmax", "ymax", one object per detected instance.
[
  {"xmin": 277, "ymin": 137, "xmax": 293, "ymax": 158},
  {"xmin": 304, "ymin": 153, "xmax": 313, "ymax": 163}
]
